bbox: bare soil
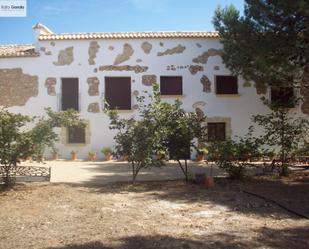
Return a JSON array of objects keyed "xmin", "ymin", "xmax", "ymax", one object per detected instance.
[{"xmin": 0, "ymin": 172, "xmax": 308, "ymax": 249}]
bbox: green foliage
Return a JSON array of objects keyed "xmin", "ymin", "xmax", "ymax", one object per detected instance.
[
  {"xmin": 197, "ymin": 147, "xmax": 209, "ymax": 156},
  {"xmin": 0, "ymin": 109, "xmax": 33, "ymax": 186},
  {"xmin": 105, "ymin": 84, "xmax": 170, "ymax": 182},
  {"xmin": 101, "ymin": 147, "xmax": 112, "ymax": 155},
  {"xmin": 0, "ymin": 108, "xmax": 85, "ymax": 186},
  {"xmin": 252, "ymin": 98, "xmax": 309, "ymax": 175},
  {"xmin": 213, "ymin": 0, "xmax": 309, "ymax": 88},
  {"xmin": 293, "ymin": 140, "xmax": 309, "ymax": 156},
  {"xmin": 88, "ymin": 150, "xmax": 96, "ymax": 156},
  {"xmin": 165, "ymin": 109, "xmax": 206, "ymax": 181},
  {"xmin": 105, "ymin": 84, "xmax": 206, "ymax": 182},
  {"xmin": 208, "ymin": 129, "xmax": 261, "ymax": 179}
]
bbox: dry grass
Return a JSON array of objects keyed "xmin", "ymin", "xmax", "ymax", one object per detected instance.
[{"xmin": 0, "ymin": 172, "xmax": 308, "ymax": 249}]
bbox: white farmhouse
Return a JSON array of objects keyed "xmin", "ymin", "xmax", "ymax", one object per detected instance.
[{"xmin": 0, "ymin": 23, "xmax": 307, "ymax": 159}]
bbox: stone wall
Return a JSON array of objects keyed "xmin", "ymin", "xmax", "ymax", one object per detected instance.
[
  {"xmin": 45, "ymin": 77, "xmax": 57, "ymax": 96},
  {"xmin": 0, "ymin": 68, "xmax": 38, "ymax": 107}
]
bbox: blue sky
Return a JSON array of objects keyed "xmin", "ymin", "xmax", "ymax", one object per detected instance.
[{"xmin": 0, "ymin": 0, "xmax": 244, "ymax": 45}]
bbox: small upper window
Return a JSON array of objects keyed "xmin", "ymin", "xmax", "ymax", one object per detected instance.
[
  {"xmin": 216, "ymin": 76, "xmax": 238, "ymax": 94},
  {"xmin": 105, "ymin": 77, "xmax": 131, "ymax": 110},
  {"xmin": 68, "ymin": 126, "xmax": 86, "ymax": 144},
  {"xmin": 208, "ymin": 122, "xmax": 226, "ymax": 142},
  {"xmin": 61, "ymin": 78, "xmax": 79, "ymax": 111},
  {"xmin": 271, "ymin": 87, "xmax": 295, "ymax": 107},
  {"xmin": 160, "ymin": 76, "xmax": 183, "ymax": 95}
]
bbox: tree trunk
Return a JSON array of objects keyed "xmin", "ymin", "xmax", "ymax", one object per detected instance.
[
  {"xmin": 177, "ymin": 160, "xmax": 188, "ymax": 182},
  {"xmin": 185, "ymin": 160, "xmax": 188, "ymax": 182},
  {"xmin": 131, "ymin": 162, "xmax": 136, "ymax": 183}
]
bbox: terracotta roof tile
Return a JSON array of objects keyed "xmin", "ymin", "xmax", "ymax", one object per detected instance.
[
  {"xmin": 0, "ymin": 44, "xmax": 39, "ymax": 58},
  {"xmin": 39, "ymin": 31, "xmax": 219, "ymax": 41}
]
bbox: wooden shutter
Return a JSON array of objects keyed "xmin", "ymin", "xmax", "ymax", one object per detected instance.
[
  {"xmin": 160, "ymin": 76, "xmax": 183, "ymax": 95},
  {"xmin": 208, "ymin": 123, "xmax": 226, "ymax": 141},
  {"xmin": 68, "ymin": 126, "xmax": 85, "ymax": 144},
  {"xmin": 61, "ymin": 78, "xmax": 79, "ymax": 111},
  {"xmin": 105, "ymin": 77, "xmax": 131, "ymax": 110},
  {"xmin": 216, "ymin": 76, "xmax": 238, "ymax": 94}
]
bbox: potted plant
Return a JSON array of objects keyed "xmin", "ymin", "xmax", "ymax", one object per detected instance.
[
  {"xmin": 88, "ymin": 150, "xmax": 96, "ymax": 161},
  {"xmin": 71, "ymin": 150, "xmax": 78, "ymax": 160},
  {"xmin": 52, "ymin": 148, "xmax": 59, "ymax": 160},
  {"xmin": 156, "ymin": 149, "xmax": 166, "ymax": 160},
  {"xmin": 101, "ymin": 147, "xmax": 113, "ymax": 161},
  {"xmin": 196, "ymin": 147, "xmax": 208, "ymax": 162}
]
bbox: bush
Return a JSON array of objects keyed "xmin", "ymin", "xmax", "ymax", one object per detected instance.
[
  {"xmin": 0, "ymin": 108, "xmax": 85, "ymax": 186},
  {"xmin": 208, "ymin": 131, "xmax": 260, "ymax": 179},
  {"xmin": 105, "ymin": 84, "xmax": 206, "ymax": 182}
]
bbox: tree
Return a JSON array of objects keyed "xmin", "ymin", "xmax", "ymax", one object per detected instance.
[
  {"xmin": 0, "ymin": 110, "xmax": 33, "ymax": 186},
  {"xmin": 105, "ymin": 84, "xmax": 175, "ymax": 182},
  {"xmin": 105, "ymin": 84, "xmax": 206, "ymax": 182},
  {"xmin": 252, "ymin": 98, "xmax": 309, "ymax": 175},
  {"xmin": 0, "ymin": 108, "xmax": 85, "ymax": 186},
  {"xmin": 213, "ymin": 0, "xmax": 309, "ymax": 89},
  {"xmin": 165, "ymin": 110, "xmax": 206, "ymax": 181},
  {"xmin": 208, "ymin": 128, "xmax": 261, "ymax": 179}
]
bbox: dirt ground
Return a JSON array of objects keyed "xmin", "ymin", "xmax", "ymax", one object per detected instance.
[{"xmin": 0, "ymin": 171, "xmax": 308, "ymax": 249}]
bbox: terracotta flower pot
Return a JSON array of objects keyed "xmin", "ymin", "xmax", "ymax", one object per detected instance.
[
  {"xmin": 105, "ymin": 154, "xmax": 112, "ymax": 161},
  {"xmin": 71, "ymin": 154, "xmax": 77, "ymax": 161},
  {"xmin": 88, "ymin": 155, "xmax": 96, "ymax": 161},
  {"xmin": 52, "ymin": 153, "xmax": 59, "ymax": 160},
  {"xmin": 204, "ymin": 177, "xmax": 215, "ymax": 188},
  {"xmin": 196, "ymin": 154, "xmax": 204, "ymax": 162}
]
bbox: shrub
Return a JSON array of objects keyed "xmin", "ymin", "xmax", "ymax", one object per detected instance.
[
  {"xmin": 208, "ymin": 131, "xmax": 261, "ymax": 179},
  {"xmin": 0, "ymin": 108, "xmax": 85, "ymax": 186}
]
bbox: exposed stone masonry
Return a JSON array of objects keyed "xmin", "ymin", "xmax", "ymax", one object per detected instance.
[
  {"xmin": 99, "ymin": 65, "xmax": 148, "ymax": 74},
  {"xmin": 88, "ymin": 103, "xmax": 100, "ymax": 113},
  {"xmin": 45, "ymin": 77, "xmax": 57, "ymax": 96},
  {"xmin": 141, "ymin": 42, "xmax": 152, "ymax": 54},
  {"xmin": 189, "ymin": 65, "xmax": 204, "ymax": 75},
  {"xmin": 114, "ymin": 43, "xmax": 134, "ymax": 65},
  {"xmin": 87, "ymin": 77, "xmax": 100, "ymax": 96},
  {"xmin": 88, "ymin": 41, "xmax": 100, "ymax": 65},
  {"xmin": 192, "ymin": 48, "xmax": 223, "ymax": 64},
  {"xmin": 200, "ymin": 75, "xmax": 211, "ymax": 93},
  {"xmin": 0, "ymin": 68, "xmax": 38, "ymax": 107},
  {"xmin": 53, "ymin": 47, "xmax": 74, "ymax": 66},
  {"xmin": 157, "ymin": 44, "xmax": 186, "ymax": 56},
  {"xmin": 142, "ymin": 75, "xmax": 157, "ymax": 86}
]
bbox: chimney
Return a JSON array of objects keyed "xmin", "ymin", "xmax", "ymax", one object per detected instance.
[
  {"xmin": 32, "ymin": 23, "xmax": 53, "ymax": 52},
  {"xmin": 32, "ymin": 23, "xmax": 53, "ymax": 40}
]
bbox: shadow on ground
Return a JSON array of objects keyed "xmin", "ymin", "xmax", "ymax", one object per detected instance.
[
  {"xmin": 57, "ymin": 170, "xmax": 309, "ymax": 220},
  {"xmin": 45, "ymin": 226, "xmax": 309, "ymax": 249},
  {"xmin": 78, "ymin": 161, "xmax": 220, "ymax": 184}
]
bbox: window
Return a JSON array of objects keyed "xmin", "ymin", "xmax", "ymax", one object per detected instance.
[
  {"xmin": 271, "ymin": 87, "xmax": 294, "ymax": 107},
  {"xmin": 208, "ymin": 122, "xmax": 226, "ymax": 141},
  {"xmin": 105, "ymin": 77, "xmax": 131, "ymax": 110},
  {"xmin": 160, "ymin": 76, "xmax": 183, "ymax": 95},
  {"xmin": 61, "ymin": 78, "xmax": 79, "ymax": 111},
  {"xmin": 216, "ymin": 75, "xmax": 238, "ymax": 94},
  {"xmin": 68, "ymin": 126, "xmax": 86, "ymax": 144}
]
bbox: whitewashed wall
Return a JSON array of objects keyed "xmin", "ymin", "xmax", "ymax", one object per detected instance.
[{"xmin": 0, "ymin": 37, "xmax": 305, "ymax": 159}]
